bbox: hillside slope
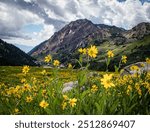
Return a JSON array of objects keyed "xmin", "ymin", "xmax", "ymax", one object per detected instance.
[
  {"xmin": 29, "ymin": 19, "xmax": 150, "ymax": 70},
  {"xmin": 0, "ymin": 39, "xmax": 36, "ymax": 66}
]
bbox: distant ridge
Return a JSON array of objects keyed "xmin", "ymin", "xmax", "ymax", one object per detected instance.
[
  {"xmin": 14, "ymin": 44, "xmax": 34, "ymax": 53},
  {"xmin": 0, "ymin": 39, "xmax": 36, "ymax": 66}
]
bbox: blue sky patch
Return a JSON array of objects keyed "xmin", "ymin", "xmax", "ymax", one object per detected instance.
[{"xmin": 22, "ymin": 24, "xmax": 43, "ymax": 33}]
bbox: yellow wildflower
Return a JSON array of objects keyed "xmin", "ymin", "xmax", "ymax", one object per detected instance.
[
  {"xmin": 78, "ymin": 48, "xmax": 83, "ymax": 53},
  {"xmin": 23, "ymin": 84, "xmax": 31, "ymax": 91},
  {"xmin": 78, "ymin": 48, "xmax": 87, "ymax": 55},
  {"xmin": 42, "ymin": 89, "xmax": 47, "ymax": 97},
  {"xmin": 16, "ymin": 85, "xmax": 20, "ymax": 90},
  {"xmin": 146, "ymin": 58, "xmax": 150, "ymax": 64},
  {"xmin": 69, "ymin": 98, "xmax": 77, "ymax": 107},
  {"xmin": 127, "ymin": 85, "xmax": 132, "ymax": 95},
  {"xmin": 68, "ymin": 63, "xmax": 72, "ymax": 69},
  {"xmin": 22, "ymin": 66, "xmax": 29, "ymax": 74},
  {"xmin": 82, "ymin": 48, "xmax": 87, "ymax": 55},
  {"xmin": 14, "ymin": 108, "xmax": 19, "ymax": 114},
  {"xmin": 107, "ymin": 50, "xmax": 114, "ymax": 58},
  {"xmin": 87, "ymin": 45, "xmax": 98, "ymax": 58},
  {"xmin": 61, "ymin": 101, "xmax": 67, "ymax": 110},
  {"xmin": 39, "ymin": 100, "xmax": 49, "ymax": 108},
  {"xmin": 101, "ymin": 74, "xmax": 115, "ymax": 89},
  {"xmin": 129, "ymin": 79, "xmax": 133, "ymax": 84},
  {"xmin": 21, "ymin": 78, "xmax": 26, "ymax": 83},
  {"xmin": 32, "ymin": 77, "xmax": 37, "ymax": 84},
  {"xmin": 63, "ymin": 95, "xmax": 69, "ymax": 100},
  {"xmin": 45, "ymin": 55, "xmax": 52, "ymax": 63},
  {"xmin": 143, "ymin": 81, "xmax": 150, "ymax": 89},
  {"xmin": 41, "ymin": 70, "xmax": 47, "ymax": 75},
  {"xmin": 91, "ymin": 85, "xmax": 98, "ymax": 93},
  {"xmin": 53, "ymin": 60, "xmax": 60, "ymax": 66},
  {"xmin": 26, "ymin": 96, "xmax": 33, "ymax": 103},
  {"xmin": 135, "ymin": 83, "xmax": 142, "ymax": 96},
  {"xmin": 146, "ymin": 73, "xmax": 150, "ymax": 80},
  {"xmin": 140, "ymin": 63, "xmax": 145, "ymax": 67},
  {"xmin": 121, "ymin": 55, "xmax": 127, "ymax": 64},
  {"xmin": 130, "ymin": 65, "xmax": 139, "ymax": 71}
]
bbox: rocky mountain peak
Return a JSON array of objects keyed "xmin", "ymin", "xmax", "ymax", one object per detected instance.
[
  {"xmin": 133, "ymin": 22, "xmax": 150, "ymax": 31},
  {"xmin": 124, "ymin": 22, "xmax": 150, "ymax": 40},
  {"xmin": 29, "ymin": 19, "xmax": 150, "ymax": 66},
  {"xmin": 54, "ymin": 19, "xmax": 98, "ymax": 39},
  {"xmin": 68, "ymin": 19, "xmax": 93, "ymax": 26}
]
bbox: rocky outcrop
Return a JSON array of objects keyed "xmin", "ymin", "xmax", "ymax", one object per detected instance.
[
  {"xmin": 121, "ymin": 62, "xmax": 150, "ymax": 76},
  {"xmin": 62, "ymin": 81, "xmax": 78, "ymax": 93}
]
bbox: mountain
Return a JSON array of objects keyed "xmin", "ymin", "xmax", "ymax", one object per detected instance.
[
  {"xmin": 13, "ymin": 44, "xmax": 34, "ymax": 53},
  {"xmin": 29, "ymin": 19, "xmax": 111, "ymax": 62},
  {"xmin": 0, "ymin": 39, "xmax": 36, "ymax": 66},
  {"xmin": 123, "ymin": 22, "xmax": 150, "ymax": 41},
  {"xmin": 29, "ymin": 19, "xmax": 111, "ymax": 57},
  {"xmin": 29, "ymin": 19, "xmax": 150, "ymax": 70},
  {"xmin": 28, "ymin": 40, "xmax": 48, "ymax": 61}
]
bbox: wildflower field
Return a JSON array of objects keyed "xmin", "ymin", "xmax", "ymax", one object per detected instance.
[{"xmin": 0, "ymin": 45, "xmax": 150, "ymax": 115}]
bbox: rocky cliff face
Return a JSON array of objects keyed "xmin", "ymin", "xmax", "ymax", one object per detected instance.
[
  {"xmin": 123, "ymin": 22, "xmax": 150, "ymax": 42},
  {"xmin": 29, "ymin": 19, "xmax": 107, "ymax": 56}
]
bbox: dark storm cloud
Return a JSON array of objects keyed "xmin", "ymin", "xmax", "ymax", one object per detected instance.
[
  {"xmin": 0, "ymin": 31, "xmax": 31, "ymax": 40},
  {"xmin": 36, "ymin": 0, "xmax": 66, "ymax": 17},
  {"xmin": 0, "ymin": 0, "xmax": 67, "ymax": 40},
  {"xmin": 64, "ymin": 0, "xmax": 78, "ymax": 14},
  {"xmin": 0, "ymin": 0, "xmax": 150, "ymax": 43},
  {"xmin": 0, "ymin": 0, "xmax": 65, "ymax": 29},
  {"xmin": 0, "ymin": 15, "xmax": 31, "ymax": 40}
]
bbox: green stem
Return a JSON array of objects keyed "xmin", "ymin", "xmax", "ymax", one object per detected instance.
[{"xmin": 106, "ymin": 58, "xmax": 110, "ymax": 72}]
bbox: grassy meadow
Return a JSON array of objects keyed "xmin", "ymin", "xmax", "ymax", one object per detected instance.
[
  {"xmin": 0, "ymin": 66, "xmax": 78, "ymax": 86},
  {"xmin": 0, "ymin": 45, "xmax": 150, "ymax": 115}
]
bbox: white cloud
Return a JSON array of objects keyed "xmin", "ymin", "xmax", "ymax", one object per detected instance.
[
  {"xmin": 0, "ymin": 1, "xmax": 43, "ymax": 39},
  {"xmin": 41, "ymin": 0, "xmax": 150, "ymax": 29},
  {"xmin": 4, "ymin": 24, "xmax": 55, "ymax": 46},
  {"xmin": 110, "ymin": 0, "xmax": 150, "ymax": 28},
  {"xmin": 23, "ymin": 0, "xmax": 32, "ymax": 2},
  {"xmin": 34, "ymin": 24, "xmax": 55, "ymax": 42},
  {"xmin": 0, "ymin": 2, "xmax": 42, "ymax": 28},
  {"xmin": 0, "ymin": 0, "xmax": 150, "ymax": 46},
  {"xmin": 65, "ymin": 0, "xmax": 150, "ymax": 29}
]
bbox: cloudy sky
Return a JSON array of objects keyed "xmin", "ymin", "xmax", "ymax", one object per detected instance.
[{"xmin": 0, "ymin": 0, "xmax": 150, "ymax": 46}]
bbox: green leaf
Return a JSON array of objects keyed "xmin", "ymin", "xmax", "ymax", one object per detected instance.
[{"xmin": 114, "ymin": 65, "xmax": 119, "ymax": 73}]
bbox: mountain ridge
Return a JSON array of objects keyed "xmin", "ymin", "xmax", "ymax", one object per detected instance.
[
  {"xmin": 0, "ymin": 39, "xmax": 36, "ymax": 66},
  {"xmin": 28, "ymin": 19, "xmax": 150, "ymax": 70}
]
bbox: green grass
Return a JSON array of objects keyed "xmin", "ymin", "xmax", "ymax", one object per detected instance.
[
  {"xmin": 97, "ymin": 35, "xmax": 150, "ymax": 59},
  {"xmin": 91, "ymin": 35, "xmax": 150, "ymax": 70},
  {"xmin": 0, "ymin": 66, "xmax": 78, "ymax": 86},
  {"xmin": 0, "ymin": 40, "xmax": 150, "ymax": 115},
  {"xmin": 0, "ymin": 65, "xmax": 150, "ymax": 115}
]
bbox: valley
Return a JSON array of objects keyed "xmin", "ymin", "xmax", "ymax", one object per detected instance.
[{"xmin": 0, "ymin": 19, "xmax": 150, "ymax": 115}]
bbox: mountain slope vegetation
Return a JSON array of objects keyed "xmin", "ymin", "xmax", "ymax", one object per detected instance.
[
  {"xmin": 0, "ymin": 39, "xmax": 36, "ymax": 66},
  {"xmin": 29, "ymin": 19, "xmax": 150, "ymax": 70}
]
